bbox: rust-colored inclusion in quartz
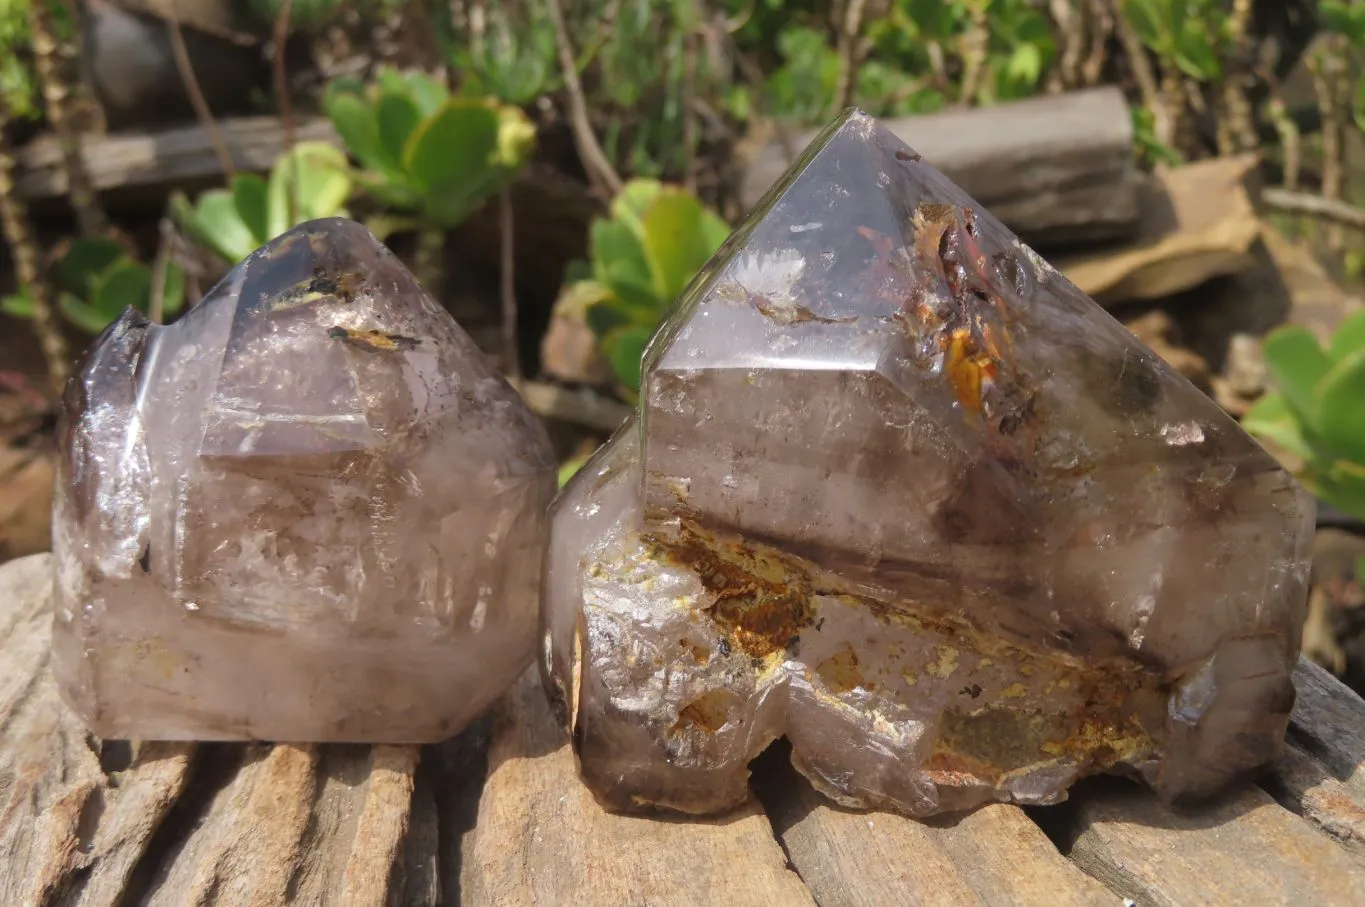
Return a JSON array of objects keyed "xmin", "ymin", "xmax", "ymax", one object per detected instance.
[
  {"xmin": 52, "ymin": 218, "xmax": 556, "ymax": 743},
  {"xmin": 541, "ymin": 111, "xmax": 1314, "ymax": 817}
]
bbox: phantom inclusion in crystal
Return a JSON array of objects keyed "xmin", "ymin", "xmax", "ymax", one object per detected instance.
[
  {"xmin": 541, "ymin": 112, "xmax": 1314, "ymax": 817},
  {"xmin": 53, "ymin": 218, "xmax": 556, "ymax": 742}
]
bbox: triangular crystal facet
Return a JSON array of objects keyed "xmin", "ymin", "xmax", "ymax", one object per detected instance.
[{"xmin": 544, "ymin": 111, "xmax": 1314, "ymax": 817}]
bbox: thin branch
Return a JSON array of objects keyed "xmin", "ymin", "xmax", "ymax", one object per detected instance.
[
  {"xmin": 518, "ymin": 380, "xmax": 633, "ymax": 432},
  {"xmin": 1221, "ymin": 0, "xmax": 1258, "ymax": 153},
  {"xmin": 1050, "ymin": 0, "xmax": 1084, "ymax": 90},
  {"xmin": 498, "ymin": 183, "xmax": 520, "ymax": 382},
  {"xmin": 273, "ymin": 0, "xmax": 297, "ymax": 226},
  {"xmin": 831, "ymin": 0, "xmax": 868, "ymax": 114},
  {"xmin": 148, "ymin": 215, "xmax": 174, "ymax": 325},
  {"xmin": 1082, "ymin": 0, "xmax": 1112, "ymax": 87},
  {"xmin": 28, "ymin": 0, "xmax": 106, "ymax": 237},
  {"xmin": 956, "ymin": 0, "xmax": 990, "ymax": 107},
  {"xmin": 544, "ymin": 0, "xmax": 622, "ymax": 194},
  {"xmin": 1111, "ymin": 0, "xmax": 1169, "ymax": 146},
  {"xmin": 0, "ymin": 103, "xmax": 69, "ymax": 392},
  {"xmin": 1266, "ymin": 92, "xmax": 1301, "ymax": 191},
  {"xmin": 1262, "ymin": 188, "xmax": 1365, "ymax": 231},
  {"xmin": 167, "ymin": 6, "xmax": 235, "ymax": 180}
]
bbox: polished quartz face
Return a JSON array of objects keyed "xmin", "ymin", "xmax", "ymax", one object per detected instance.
[
  {"xmin": 53, "ymin": 218, "xmax": 556, "ymax": 743},
  {"xmin": 542, "ymin": 112, "xmax": 1315, "ymax": 817}
]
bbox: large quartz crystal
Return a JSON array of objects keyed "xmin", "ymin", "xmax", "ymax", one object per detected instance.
[
  {"xmin": 53, "ymin": 218, "xmax": 556, "ymax": 742},
  {"xmin": 542, "ymin": 112, "xmax": 1315, "ymax": 817}
]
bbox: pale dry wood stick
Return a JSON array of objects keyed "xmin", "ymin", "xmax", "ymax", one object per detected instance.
[{"xmin": 544, "ymin": 0, "xmax": 622, "ymax": 195}]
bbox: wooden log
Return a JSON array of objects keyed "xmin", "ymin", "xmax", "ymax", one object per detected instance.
[
  {"xmin": 14, "ymin": 116, "xmax": 342, "ymax": 204},
  {"xmin": 6, "ymin": 550, "xmax": 1365, "ymax": 905},
  {"xmin": 740, "ymin": 87, "xmax": 1143, "ymax": 248},
  {"xmin": 460, "ymin": 671, "xmax": 817, "ymax": 905}
]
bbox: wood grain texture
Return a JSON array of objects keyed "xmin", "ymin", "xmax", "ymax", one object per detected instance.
[
  {"xmin": 1067, "ymin": 781, "xmax": 1365, "ymax": 906},
  {"xmin": 740, "ymin": 86, "xmax": 1142, "ymax": 246},
  {"xmin": 763, "ymin": 767, "xmax": 1113, "ymax": 907},
  {"xmin": 461, "ymin": 671, "xmax": 817, "ymax": 907}
]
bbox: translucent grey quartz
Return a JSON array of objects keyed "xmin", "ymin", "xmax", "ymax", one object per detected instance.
[
  {"xmin": 542, "ymin": 112, "xmax": 1314, "ymax": 817},
  {"xmin": 53, "ymin": 218, "xmax": 556, "ymax": 742}
]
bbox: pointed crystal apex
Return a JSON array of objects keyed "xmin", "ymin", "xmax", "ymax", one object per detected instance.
[{"xmin": 546, "ymin": 113, "xmax": 1314, "ymax": 818}]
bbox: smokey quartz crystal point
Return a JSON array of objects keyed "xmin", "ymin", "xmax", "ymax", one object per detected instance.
[
  {"xmin": 53, "ymin": 218, "xmax": 556, "ymax": 743},
  {"xmin": 542, "ymin": 112, "xmax": 1315, "ymax": 817}
]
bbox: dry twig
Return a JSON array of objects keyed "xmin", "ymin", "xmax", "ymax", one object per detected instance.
[
  {"xmin": 498, "ymin": 183, "xmax": 520, "ymax": 382},
  {"xmin": 1082, "ymin": 0, "xmax": 1112, "ymax": 87},
  {"xmin": 273, "ymin": 0, "xmax": 297, "ymax": 226},
  {"xmin": 1111, "ymin": 0, "xmax": 1170, "ymax": 147},
  {"xmin": 831, "ymin": 0, "xmax": 869, "ymax": 114},
  {"xmin": 167, "ymin": 10, "xmax": 236, "ymax": 180},
  {"xmin": 28, "ymin": 0, "xmax": 106, "ymax": 237},
  {"xmin": 1262, "ymin": 188, "xmax": 1365, "ymax": 232},
  {"xmin": 0, "ymin": 104, "xmax": 69, "ymax": 392},
  {"xmin": 957, "ymin": 0, "xmax": 990, "ymax": 107},
  {"xmin": 1220, "ymin": 0, "xmax": 1258, "ymax": 153},
  {"xmin": 544, "ymin": 0, "xmax": 622, "ymax": 195}
]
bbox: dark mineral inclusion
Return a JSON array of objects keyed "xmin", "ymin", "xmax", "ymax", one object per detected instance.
[{"xmin": 541, "ymin": 110, "xmax": 1315, "ymax": 817}]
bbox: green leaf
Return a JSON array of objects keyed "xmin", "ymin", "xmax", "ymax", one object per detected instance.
[
  {"xmin": 57, "ymin": 237, "xmax": 124, "ymax": 295},
  {"xmin": 159, "ymin": 262, "xmax": 187, "ymax": 317},
  {"xmin": 1261, "ymin": 325, "xmax": 1332, "ymax": 427},
  {"xmin": 1123, "ymin": 0, "xmax": 1170, "ymax": 54},
  {"xmin": 91, "ymin": 258, "xmax": 152, "ymax": 319},
  {"xmin": 323, "ymin": 80, "xmax": 393, "ymax": 174},
  {"xmin": 610, "ymin": 179, "xmax": 663, "ymax": 236},
  {"xmin": 58, "ymin": 293, "xmax": 117, "ymax": 334},
  {"xmin": 640, "ymin": 188, "xmax": 728, "ymax": 303},
  {"xmin": 230, "ymin": 173, "xmax": 271, "ymax": 245},
  {"xmin": 1313, "ymin": 348, "xmax": 1365, "ymax": 464},
  {"xmin": 1173, "ymin": 28, "xmax": 1221, "ymax": 81},
  {"xmin": 584, "ymin": 296, "xmax": 634, "ymax": 339},
  {"xmin": 190, "ymin": 189, "xmax": 256, "ymax": 263},
  {"xmin": 267, "ymin": 141, "xmax": 351, "ymax": 239},
  {"xmin": 399, "ymin": 70, "xmax": 449, "ymax": 117},
  {"xmin": 376, "ymin": 90, "xmax": 423, "ymax": 167},
  {"xmin": 602, "ymin": 324, "xmax": 653, "ymax": 393},
  {"xmin": 403, "ymin": 99, "xmax": 503, "ymax": 226},
  {"xmin": 1330, "ymin": 311, "xmax": 1365, "ymax": 362},
  {"xmin": 1242, "ymin": 391, "xmax": 1314, "ymax": 462},
  {"xmin": 590, "ymin": 218, "xmax": 658, "ymax": 312},
  {"xmin": 1, "ymin": 293, "xmax": 34, "ymax": 318},
  {"xmin": 1313, "ymin": 460, "xmax": 1365, "ymax": 523}
]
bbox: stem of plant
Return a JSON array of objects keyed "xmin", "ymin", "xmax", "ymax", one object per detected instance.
[
  {"xmin": 956, "ymin": 0, "xmax": 990, "ymax": 107},
  {"xmin": 167, "ymin": 11, "xmax": 235, "ymax": 181},
  {"xmin": 1309, "ymin": 42, "xmax": 1348, "ymax": 250},
  {"xmin": 544, "ymin": 0, "xmax": 622, "ymax": 195},
  {"xmin": 1111, "ymin": 0, "xmax": 1170, "ymax": 148},
  {"xmin": 831, "ymin": 0, "xmax": 867, "ymax": 115},
  {"xmin": 498, "ymin": 183, "xmax": 520, "ymax": 383},
  {"xmin": 29, "ymin": 0, "xmax": 107, "ymax": 238},
  {"xmin": 1081, "ymin": 0, "xmax": 1111, "ymax": 87},
  {"xmin": 273, "ymin": 0, "xmax": 297, "ymax": 228},
  {"xmin": 0, "ymin": 102, "xmax": 70, "ymax": 393},
  {"xmin": 1221, "ymin": 0, "xmax": 1258, "ymax": 153}
]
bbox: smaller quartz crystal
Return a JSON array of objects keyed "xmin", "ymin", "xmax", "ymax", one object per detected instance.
[
  {"xmin": 541, "ymin": 112, "xmax": 1314, "ymax": 818},
  {"xmin": 53, "ymin": 218, "xmax": 556, "ymax": 743}
]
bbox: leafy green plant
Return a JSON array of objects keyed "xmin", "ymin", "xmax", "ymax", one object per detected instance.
[
  {"xmin": 1244, "ymin": 312, "xmax": 1365, "ymax": 519},
  {"xmin": 1321, "ymin": 0, "xmax": 1365, "ymax": 132},
  {"xmin": 172, "ymin": 141, "xmax": 351, "ymax": 264},
  {"xmin": 1123, "ymin": 0, "xmax": 1225, "ymax": 82},
  {"xmin": 322, "ymin": 68, "xmax": 535, "ymax": 233},
  {"xmin": 449, "ymin": 9, "xmax": 562, "ymax": 105},
  {"xmin": 568, "ymin": 179, "xmax": 730, "ymax": 395},
  {"xmin": 1, "ymin": 237, "xmax": 185, "ymax": 333},
  {"xmin": 0, "ymin": 0, "xmax": 72, "ymax": 120}
]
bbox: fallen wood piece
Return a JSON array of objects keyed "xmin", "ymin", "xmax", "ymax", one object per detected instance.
[
  {"xmin": 518, "ymin": 379, "xmax": 633, "ymax": 432},
  {"xmin": 759, "ymin": 758, "xmax": 1113, "ymax": 907},
  {"xmin": 1066, "ymin": 781, "xmax": 1365, "ymax": 906},
  {"xmin": 461, "ymin": 671, "xmax": 816, "ymax": 905},
  {"xmin": 741, "ymin": 87, "xmax": 1142, "ymax": 247},
  {"xmin": 14, "ymin": 116, "xmax": 342, "ymax": 203},
  {"xmin": 1058, "ymin": 155, "xmax": 1263, "ymax": 306}
]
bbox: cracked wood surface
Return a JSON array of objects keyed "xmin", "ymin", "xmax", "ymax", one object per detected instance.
[{"xmin": 3, "ymin": 552, "xmax": 1365, "ymax": 906}]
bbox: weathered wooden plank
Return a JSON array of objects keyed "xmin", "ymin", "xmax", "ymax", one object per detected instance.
[
  {"xmin": 1254, "ymin": 657, "xmax": 1365, "ymax": 857},
  {"xmin": 741, "ymin": 87, "xmax": 1142, "ymax": 247},
  {"xmin": 14, "ymin": 116, "xmax": 341, "ymax": 202},
  {"xmin": 1066, "ymin": 782, "xmax": 1365, "ymax": 906},
  {"xmin": 762, "ymin": 763, "xmax": 1115, "ymax": 907},
  {"xmin": 461, "ymin": 671, "xmax": 816, "ymax": 906},
  {"xmin": 922, "ymin": 804, "xmax": 1118, "ymax": 906}
]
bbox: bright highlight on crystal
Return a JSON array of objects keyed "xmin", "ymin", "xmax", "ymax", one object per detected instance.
[
  {"xmin": 53, "ymin": 218, "xmax": 556, "ymax": 743},
  {"xmin": 542, "ymin": 111, "xmax": 1315, "ymax": 817}
]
